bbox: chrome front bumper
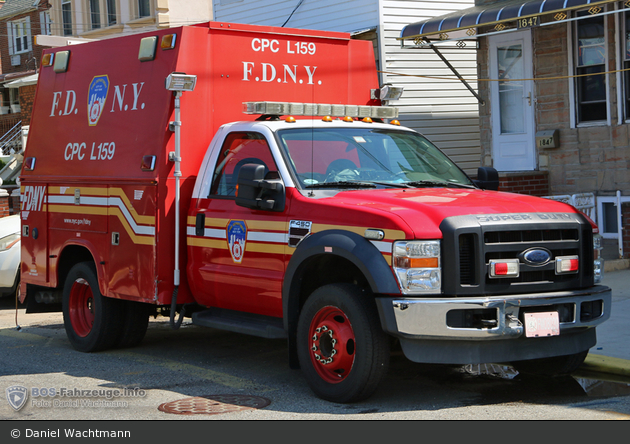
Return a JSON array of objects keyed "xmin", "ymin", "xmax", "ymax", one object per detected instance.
[{"xmin": 376, "ymin": 285, "xmax": 612, "ymax": 341}]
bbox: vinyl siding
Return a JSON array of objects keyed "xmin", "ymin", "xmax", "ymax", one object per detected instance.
[{"xmin": 213, "ymin": 0, "xmax": 480, "ymax": 174}]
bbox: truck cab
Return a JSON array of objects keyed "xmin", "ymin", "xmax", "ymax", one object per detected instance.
[{"xmin": 183, "ymin": 105, "xmax": 611, "ymax": 402}]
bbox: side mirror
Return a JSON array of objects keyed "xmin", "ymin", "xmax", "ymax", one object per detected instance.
[
  {"xmin": 473, "ymin": 167, "xmax": 499, "ymax": 191},
  {"xmin": 235, "ymin": 164, "xmax": 285, "ymax": 212}
]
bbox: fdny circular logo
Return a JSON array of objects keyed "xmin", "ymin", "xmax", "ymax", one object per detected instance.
[
  {"xmin": 89, "ymin": 101, "xmax": 102, "ymax": 121},
  {"xmin": 227, "ymin": 220, "xmax": 247, "ymax": 263},
  {"xmin": 87, "ymin": 75, "xmax": 109, "ymax": 126}
]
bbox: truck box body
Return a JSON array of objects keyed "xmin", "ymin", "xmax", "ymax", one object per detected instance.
[{"xmin": 20, "ymin": 22, "xmax": 379, "ymax": 306}]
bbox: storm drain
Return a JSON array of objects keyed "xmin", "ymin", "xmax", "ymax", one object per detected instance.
[{"xmin": 158, "ymin": 394, "xmax": 271, "ymax": 415}]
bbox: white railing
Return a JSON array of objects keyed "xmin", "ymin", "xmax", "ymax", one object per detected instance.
[{"xmin": 543, "ymin": 193, "xmax": 596, "ymax": 220}]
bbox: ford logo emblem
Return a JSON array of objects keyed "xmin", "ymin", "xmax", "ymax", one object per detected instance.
[{"xmin": 521, "ymin": 248, "xmax": 552, "ymax": 265}]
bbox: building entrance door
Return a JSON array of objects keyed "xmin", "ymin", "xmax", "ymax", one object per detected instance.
[{"xmin": 489, "ymin": 30, "xmax": 536, "ymax": 171}]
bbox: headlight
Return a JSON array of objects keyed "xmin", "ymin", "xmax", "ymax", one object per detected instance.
[
  {"xmin": 393, "ymin": 240, "xmax": 441, "ymax": 294},
  {"xmin": 0, "ymin": 233, "xmax": 19, "ymax": 251}
]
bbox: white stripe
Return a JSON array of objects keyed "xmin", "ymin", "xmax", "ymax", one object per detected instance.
[
  {"xmin": 206, "ymin": 228, "xmax": 226, "ymax": 239},
  {"xmin": 107, "ymin": 196, "xmax": 155, "ymax": 236},
  {"xmin": 186, "ymin": 226, "xmax": 288, "ymax": 244},
  {"xmin": 186, "ymin": 226, "xmax": 226, "ymax": 239},
  {"xmin": 247, "ymin": 231, "xmax": 288, "ymax": 244},
  {"xmin": 47, "ymin": 194, "xmax": 155, "ymax": 236}
]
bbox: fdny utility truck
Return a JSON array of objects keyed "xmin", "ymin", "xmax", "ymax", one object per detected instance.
[{"xmin": 20, "ymin": 21, "xmax": 611, "ymax": 403}]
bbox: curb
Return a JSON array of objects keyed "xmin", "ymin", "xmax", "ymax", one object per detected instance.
[
  {"xmin": 575, "ymin": 354, "xmax": 630, "ymax": 381},
  {"xmin": 604, "ymin": 258, "xmax": 630, "ymax": 272}
]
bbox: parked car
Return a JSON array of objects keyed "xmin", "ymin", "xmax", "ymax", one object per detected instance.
[{"xmin": 0, "ymin": 214, "xmax": 20, "ymax": 298}]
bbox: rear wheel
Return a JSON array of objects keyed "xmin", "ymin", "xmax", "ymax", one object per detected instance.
[
  {"xmin": 296, "ymin": 283, "xmax": 390, "ymax": 403},
  {"xmin": 512, "ymin": 350, "xmax": 589, "ymax": 376},
  {"xmin": 62, "ymin": 262, "xmax": 123, "ymax": 352},
  {"xmin": 115, "ymin": 301, "xmax": 152, "ymax": 348}
]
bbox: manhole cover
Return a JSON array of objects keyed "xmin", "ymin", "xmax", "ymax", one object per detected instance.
[{"xmin": 158, "ymin": 394, "xmax": 271, "ymax": 415}]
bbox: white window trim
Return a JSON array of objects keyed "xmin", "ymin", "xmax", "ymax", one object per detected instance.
[
  {"xmin": 88, "ymin": 0, "xmax": 102, "ymax": 30},
  {"xmin": 8, "ymin": 17, "xmax": 32, "ymax": 56},
  {"xmin": 62, "ymin": 0, "xmax": 73, "ymax": 36},
  {"xmin": 597, "ymin": 195, "xmax": 630, "ymax": 239},
  {"xmin": 615, "ymin": 3, "xmax": 624, "ymax": 124},
  {"xmin": 134, "ymin": 0, "xmax": 153, "ymax": 20},
  {"xmin": 568, "ymin": 7, "xmax": 611, "ymax": 128},
  {"xmin": 40, "ymin": 11, "xmax": 52, "ymax": 36}
]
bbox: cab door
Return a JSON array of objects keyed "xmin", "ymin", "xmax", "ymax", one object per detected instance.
[{"xmin": 187, "ymin": 131, "xmax": 288, "ymax": 318}]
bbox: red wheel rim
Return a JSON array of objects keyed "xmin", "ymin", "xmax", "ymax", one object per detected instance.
[
  {"xmin": 308, "ymin": 305, "xmax": 355, "ymax": 384},
  {"xmin": 68, "ymin": 278, "xmax": 94, "ymax": 337}
]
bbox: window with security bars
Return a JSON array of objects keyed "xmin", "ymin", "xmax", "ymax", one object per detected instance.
[{"xmin": 574, "ymin": 9, "xmax": 607, "ymax": 123}]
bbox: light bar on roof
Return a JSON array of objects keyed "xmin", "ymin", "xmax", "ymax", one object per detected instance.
[{"xmin": 243, "ymin": 101, "xmax": 399, "ymax": 119}]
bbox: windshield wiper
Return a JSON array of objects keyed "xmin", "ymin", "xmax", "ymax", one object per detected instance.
[
  {"xmin": 406, "ymin": 180, "xmax": 476, "ymax": 189},
  {"xmin": 370, "ymin": 181, "xmax": 413, "ymax": 189},
  {"xmin": 305, "ymin": 181, "xmax": 377, "ymax": 189}
]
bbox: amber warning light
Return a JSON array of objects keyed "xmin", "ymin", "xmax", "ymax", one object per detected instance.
[{"xmin": 243, "ymin": 101, "xmax": 399, "ymax": 120}]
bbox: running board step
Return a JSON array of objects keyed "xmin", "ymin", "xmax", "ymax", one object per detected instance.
[{"xmin": 192, "ymin": 308, "xmax": 286, "ymax": 339}]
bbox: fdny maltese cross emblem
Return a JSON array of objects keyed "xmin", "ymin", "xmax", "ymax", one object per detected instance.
[
  {"xmin": 87, "ymin": 75, "xmax": 109, "ymax": 126},
  {"xmin": 6, "ymin": 385, "xmax": 28, "ymax": 411},
  {"xmin": 227, "ymin": 220, "xmax": 247, "ymax": 263}
]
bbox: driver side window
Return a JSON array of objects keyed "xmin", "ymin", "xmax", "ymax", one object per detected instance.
[{"xmin": 210, "ymin": 132, "xmax": 278, "ymax": 197}]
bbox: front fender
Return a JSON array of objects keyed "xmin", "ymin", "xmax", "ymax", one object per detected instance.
[
  {"xmin": 284, "ymin": 229, "xmax": 400, "ymax": 302},
  {"xmin": 282, "ymin": 229, "xmax": 400, "ymax": 367}
]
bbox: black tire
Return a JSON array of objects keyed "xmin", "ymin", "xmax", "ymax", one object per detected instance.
[
  {"xmin": 115, "ymin": 301, "xmax": 151, "ymax": 348},
  {"xmin": 512, "ymin": 350, "xmax": 589, "ymax": 377},
  {"xmin": 62, "ymin": 262, "xmax": 123, "ymax": 352},
  {"xmin": 296, "ymin": 283, "xmax": 390, "ymax": 403}
]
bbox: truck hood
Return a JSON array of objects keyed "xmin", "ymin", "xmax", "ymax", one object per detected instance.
[{"xmin": 326, "ymin": 187, "xmax": 579, "ymax": 238}]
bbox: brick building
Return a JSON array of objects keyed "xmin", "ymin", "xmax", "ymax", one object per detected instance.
[
  {"xmin": 0, "ymin": 0, "xmax": 51, "ymax": 155},
  {"xmin": 0, "ymin": 1, "xmax": 51, "ymax": 216},
  {"xmin": 400, "ymin": 0, "xmax": 630, "ymax": 259}
]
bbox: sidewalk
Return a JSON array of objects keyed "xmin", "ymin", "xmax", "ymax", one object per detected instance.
[{"xmin": 577, "ymin": 266, "xmax": 630, "ymax": 380}]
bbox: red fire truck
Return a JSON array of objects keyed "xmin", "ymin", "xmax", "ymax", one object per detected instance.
[{"xmin": 19, "ymin": 22, "xmax": 611, "ymax": 403}]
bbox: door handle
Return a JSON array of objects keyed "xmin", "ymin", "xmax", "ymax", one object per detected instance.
[
  {"xmin": 525, "ymin": 92, "xmax": 532, "ymax": 106},
  {"xmin": 195, "ymin": 213, "xmax": 206, "ymax": 237}
]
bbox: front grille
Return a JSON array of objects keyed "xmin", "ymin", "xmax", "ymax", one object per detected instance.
[
  {"xmin": 441, "ymin": 213, "xmax": 595, "ymax": 296},
  {"xmin": 459, "ymin": 233, "xmax": 477, "ymax": 285},
  {"xmin": 484, "ymin": 228, "xmax": 578, "ymax": 244}
]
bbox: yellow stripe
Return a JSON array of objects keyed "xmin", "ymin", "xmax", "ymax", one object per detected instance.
[
  {"xmin": 49, "ymin": 204, "xmax": 108, "ymax": 216},
  {"xmin": 108, "ymin": 188, "xmax": 155, "ymax": 225},
  {"xmin": 108, "ymin": 207, "xmax": 155, "ymax": 246},
  {"xmin": 47, "ymin": 205, "xmax": 154, "ymax": 246},
  {"xmin": 187, "ymin": 237, "xmax": 225, "ymax": 249},
  {"xmin": 49, "ymin": 186, "xmax": 108, "ymax": 196},
  {"xmin": 50, "ymin": 186, "xmax": 155, "ymax": 225},
  {"xmin": 187, "ymin": 216, "xmax": 404, "ymax": 239},
  {"xmin": 187, "ymin": 237, "xmax": 290, "ymax": 256},
  {"xmin": 187, "ymin": 216, "xmax": 289, "ymax": 232},
  {"xmin": 246, "ymin": 243, "xmax": 285, "ymax": 255}
]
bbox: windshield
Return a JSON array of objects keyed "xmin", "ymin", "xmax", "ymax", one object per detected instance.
[{"xmin": 277, "ymin": 127, "xmax": 474, "ymax": 189}]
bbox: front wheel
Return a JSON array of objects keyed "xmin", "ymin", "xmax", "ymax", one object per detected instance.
[
  {"xmin": 62, "ymin": 262, "xmax": 123, "ymax": 352},
  {"xmin": 296, "ymin": 283, "xmax": 390, "ymax": 403}
]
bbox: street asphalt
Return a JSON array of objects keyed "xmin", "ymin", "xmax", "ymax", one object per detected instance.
[{"xmin": 578, "ymin": 264, "xmax": 630, "ymax": 381}]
